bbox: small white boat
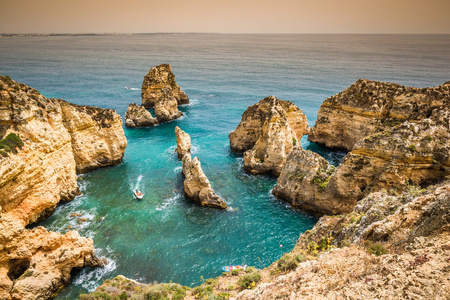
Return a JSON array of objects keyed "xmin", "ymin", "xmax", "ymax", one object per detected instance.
[
  {"xmin": 125, "ymin": 86, "xmax": 131, "ymax": 90},
  {"xmin": 134, "ymin": 190, "xmax": 144, "ymax": 199}
]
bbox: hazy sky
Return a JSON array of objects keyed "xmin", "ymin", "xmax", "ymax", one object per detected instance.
[{"xmin": 1, "ymin": 0, "xmax": 450, "ymax": 34}]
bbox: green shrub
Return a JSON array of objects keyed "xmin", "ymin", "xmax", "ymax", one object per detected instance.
[
  {"xmin": 0, "ymin": 133, "xmax": 24, "ymax": 157},
  {"xmin": 292, "ymin": 137, "xmax": 297, "ymax": 146},
  {"xmin": 277, "ymin": 254, "xmax": 298, "ymax": 272},
  {"xmin": 119, "ymin": 291, "xmax": 128, "ymax": 299},
  {"xmin": 231, "ymin": 268, "xmax": 242, "ymax": 276},
  {"xmin": 365, "ymin": 242, "xmax": 388, "ymax": 256},
  {"xmin": 237, "ymin": 272, "xmax": 261, "ymax": 290}
]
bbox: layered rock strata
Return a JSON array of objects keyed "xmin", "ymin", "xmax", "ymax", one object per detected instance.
[
  {"xmin": 0, "ymin": 76, "xmax": 125, "ymax": 299},
  {"xmin": 175, "ymin": 127, "xmax": 227, "ymax": 209},
  {"xmin": 0, "ymin": 214, "xmax": 103, "ymax": 300},
  {"xmin": 274, "ymin": 115, "xmax": 450, "ymax": 215},
  {"xmin": 124, "ymin": 103, "xmax": 158, "ymax": 128},
  {"xmin": 141, "ymin": 64, "xmax": 189, "ymax": 108},
  {"xmin": 229, "ymin": 96, "xmax": 309, "ymax": 176},
  {"xmin": 308, "ymin": 79, "xmax": 450, "ymax": 151}
]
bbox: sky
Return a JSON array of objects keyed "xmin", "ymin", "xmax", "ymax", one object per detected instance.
[{"xmin": 1, "ymin": 0, "xmax": 450, "ymax": 34}]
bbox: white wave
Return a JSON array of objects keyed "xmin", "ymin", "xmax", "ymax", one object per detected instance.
[
  {"xmin": 183, "ymin": 98, "xmax": 199, "ymax": 106},
  {"xmin": 174, "ymin": 166, "xmax": 183, "ymax": 173},
  {"xmin": 74, "ymin": 256, "xmax": 117, "ymax": 291},
  {"xmin": 156, "ymin": 193, "xmax": 182, "ymax": 211}
]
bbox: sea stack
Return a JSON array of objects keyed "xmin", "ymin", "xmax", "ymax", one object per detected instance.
[
  {"xmin": 175, "ymin": 127, "xmax": 227, "ymax": 209},
  {"xmin": 141, "ymin": 64, "xmax": 189, "ymax": 108},
  {"xmin": 0, "ymin": 76, "xmax": 126, "ymax": 299},
  {"xmin": 229, "ymin": 96, "xmax": 309, "ymax": 176},
  {"xmin": 125, "ymin": 103, "xmax": 158, "ymax": 128}
]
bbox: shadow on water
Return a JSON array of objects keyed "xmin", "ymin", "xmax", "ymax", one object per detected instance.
[{"xmin": 306, "ymin": 141, "xmax": 347, "ymax": 167}]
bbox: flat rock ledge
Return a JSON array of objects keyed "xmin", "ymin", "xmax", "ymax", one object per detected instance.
[
  {"xmin": 175, "ymin": 127, "xmax": 227, "ymax": 209},
  {"xmin": 229, "ymin": 96, "xmax": 309, "ymax": 176}
]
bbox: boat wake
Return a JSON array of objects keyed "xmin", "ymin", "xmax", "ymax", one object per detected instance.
[{"xmin": 125, "ymin": 87, "xmax": 140, "ymax": 91}]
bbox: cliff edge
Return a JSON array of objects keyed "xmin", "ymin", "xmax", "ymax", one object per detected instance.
[{"xmin": 0, "ymin": 76, "xmax": 126, "ymax": 299}]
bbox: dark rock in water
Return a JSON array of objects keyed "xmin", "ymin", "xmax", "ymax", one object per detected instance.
[
  {"xmin": 141, "ymin": 64, "xmax": 189, "ymax": 108},
  {"xmin": 124, "ymin": 103, "xmax": 158, "ymax": 128}
]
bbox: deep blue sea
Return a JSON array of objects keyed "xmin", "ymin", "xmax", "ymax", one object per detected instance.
[{"xmin": 0, "ymin": 34, "xmax": 449, "ymax": 298}]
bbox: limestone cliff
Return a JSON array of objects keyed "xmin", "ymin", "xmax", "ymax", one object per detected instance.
[
  {"xmin": 0, "ymin": 76, "xmax": 125, "ymax": 299},
  {"xmin": 308, "ymin": 79, "xmax": 450, "ymax": 151},
  {"xmin": 229, "ymin": 96, "xmax": 309, "ymax": 176},
  {"xmin": 175, "ymin": 127, "xmax": 227, "ymax": 209},
  {"xmin": 124, "ymin": 103, "xmax": 158, "ymax": 128},
  {"xmin": 0, "ymin": 214, "xmax": 103, "ymax": 300},
  {"xmin": 58, "ymin": 100, "xmax": 127, "ymax": 174},
  {"xmin": 141, "ymin": 64, "xmax": 189, "ymax": 108},
  {"xmin": 274, "ymin": 115, "xmax": 450, "ymax": 215}
]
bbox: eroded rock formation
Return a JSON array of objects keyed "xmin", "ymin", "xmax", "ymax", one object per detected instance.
[
  {"xmin": 274, "ymin": 115, "xmax": 450, "ymax": 215},
  {"xmin": 229, "ymin": 96, "xmax": 309, "ymax": 176},
  {"xmin": 308, "ymin": 79, "xmax": 450, "ymax": 151},
  {"xmin": 0, "ymin": 76, "xmax": 124, "ymax": 299},
  {"xmin": 124, "ymin": 103, "xmax": 158, "ymax": 128},
  {"xmin": 141, "ymin": 64, "xmax": 189, "ymax": 108},
  {"xmin": 153, "ymin": 86, "xmax": 183, "ymax": 123},
  {"xmin": 0, "ymin": 214, "xmax": 102, "ymax": 300},
  {"xmin": 175, "ymin": 127, "xmax": 227, "ymax": 209},
  {"xmin": 175, "ymin": 126, "xmax": 191, "ymax": 159}
]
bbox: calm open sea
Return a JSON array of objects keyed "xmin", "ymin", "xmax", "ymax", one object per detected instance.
[{"xmin": 0, "ymin": 34, "xmax": 449, "ymax": 298}]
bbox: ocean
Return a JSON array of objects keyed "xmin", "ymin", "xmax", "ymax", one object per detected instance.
[{"xmin": 0, "ymin": 34, "xmax": 449, "ymax": 298}]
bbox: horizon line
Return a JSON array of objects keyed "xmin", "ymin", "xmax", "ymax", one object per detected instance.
[{"xmin": 1, "ymin": 32, "xmax": 450, "ymax": 36}]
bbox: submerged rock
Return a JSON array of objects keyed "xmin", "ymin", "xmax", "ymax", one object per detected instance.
[
  {"xmin": 175, "ymin": 126, "xmax": 191, "ymax": 159},
  {"xmin": 124, "ymin": 103, "xmax": 158, "ymax": 128},
  {"xmin": 308, "ymin": 79, "xmax": 450, "ymax": 151},
  {"xmin": 175, "ymin": 127, "xmax": 227, "ymax": 209},
  {"xmin": 141, "ymin": 64, "xmax": 189, "ymax": 108},
  {"xmin": 229, "ymin": 96, "xmax": 309, "ymax": 176}
]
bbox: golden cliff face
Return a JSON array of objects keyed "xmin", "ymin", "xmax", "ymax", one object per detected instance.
[
  {"xmin": 0, "ymin": 76, "xmax": 126, "ymax": 299},
  {"xmin": 229, "ymin": 96, "xmax": 309, "ymax": 176},
  {"xmin": 308, "ymin": 79, "xmax": 450, "ymax": 151}
]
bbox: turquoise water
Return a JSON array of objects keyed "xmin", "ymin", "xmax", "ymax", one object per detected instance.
[{"xmin": 1, "ymin": 34, "xmax": 449, "ymax": 298}]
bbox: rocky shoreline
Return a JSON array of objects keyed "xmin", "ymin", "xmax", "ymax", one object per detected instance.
[
  {"xmin": 83, "ymin": 79, "xmax": 449, "ymax": 300},
  {"xmin": 0, "ymin": 75, "xmax": 127, "ymax": 299},
  {"xmin": 2, "ymin": 74, "xmax": 449, "ymax": 299}
]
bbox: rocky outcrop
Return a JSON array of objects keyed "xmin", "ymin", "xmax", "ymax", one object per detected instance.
[
  {"xmin": 175, "ymin": 126, "xmax": 191, "ymax": 159},
  {"xmin": 124, "ymin": 103, "xmax": 158, "ymax": 128},
  {"xmin": 229, "ymin": 96, "xmax": 309, "ymax": 176},
  {"xmin": 0, "ymin": 214, "xmax": 102, "ymax": 300},
  {"xmin": 0, "ymin": 76, "xmax": 123, "ymax": 299},
  {"xmin": 182, "ymin": 155, "xmax": 227, "ymax": 209},
  {"xmin": 153, "ymin": 86, "xmax": 183, "ymax": 123},
  {"xmin": 175, "ymin": 127, "xmax": 227, "ymax": 209},
  {"xmin": 84, "ymin": 181, "xmax": 450, "ymax": 300},
  {"xmin": 141, "ymin": 64, "xmax": 189, "ymax": 108},
  {"xmin": 308, "ymin": 79, "xmax": 450, "ymax": 151},
  {"xmin": 274, "ymin": 115, "xmax": 450, "ymax": 215},
  {"xmin": 58, "ymin": 100, "xmax": 127, "ymax": 174}
]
